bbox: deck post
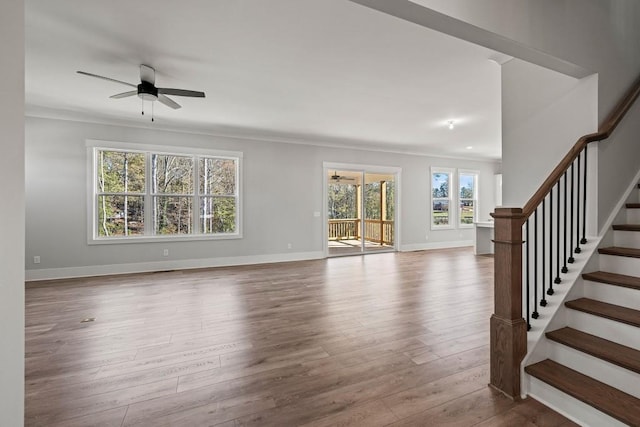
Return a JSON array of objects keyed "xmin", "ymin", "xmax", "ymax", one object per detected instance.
[{"xmin": 490, "ymin": 207, "xmax": 527, "ymax": 399}]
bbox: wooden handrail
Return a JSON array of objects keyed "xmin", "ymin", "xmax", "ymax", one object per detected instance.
[
  {"xmin": 490, "ymin": 72, "xmax": 640, "ymax": 400},
  {"xmin": 522, "ymin": 74, "xmax": 640, "ymax": 217}
]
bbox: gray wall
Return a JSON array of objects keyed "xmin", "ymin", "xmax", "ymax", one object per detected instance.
[
  {"xmin": 415, "ymin": 0, "xmax": 640, "ymax": 226},
  {"xmin": 501, "ymin": 59, "xmax": 597, "ymax": 207},
  {"xmin": 25, "ymin": 116, "xmax": 500, "ymax": 279},
  {"xmin": 0, "ymin": 0, "xmax": 25, "ymax": 424}
]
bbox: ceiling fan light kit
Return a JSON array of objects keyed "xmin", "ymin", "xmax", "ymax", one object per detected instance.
[{"xmin": 76, "ymin": 64, "xmax": 205, "ymax": 122}]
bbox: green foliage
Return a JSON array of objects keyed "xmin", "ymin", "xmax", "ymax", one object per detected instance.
[
  {"xmin": 200, "ymin": 158, "xmax": 236, "ymax": 195},
  {"xmin": 152, "ymin": 154, "xmax": 193, "ymax": 194},
  {"xmin": 432, "ymin": 173, "xmax": 449, "ymax": 198},
  {"xmin": 385, "ymin": 182, "xmax": 395, "ymax": 221},
  {"xmin": 97, "ymin": 151, "xmax": 145, "ymax": 237},
  {"xmin": 96, "ymin": 150, "xmax": 238, "ymax": 237},
  {"xmin": 328, "ymin": 184, "xmax": 357, "ymax": 219},
  {"xmin": 365, "ymin": 182, "xmax": 381, "ymax": 219},
  {"xmin": 154, "ymin": 196, "xmax": 192, "ymax": 234},
  {"xmin": 211, "ymin": 197, "xmax": 236, "ymax": 233},
  {"xmin": 432, "ymin": 200, "xmax": 449, "ymax": 225},
  {"xmin": 460, "ymin": 186, "xmax": 473, "ymax": 199},
  {"xmin": 328, "ymin": 180, "xmax": 395, "ymax": 221},
  {"xmin": 460, "ymin": 201, "xmax": 474, "ymax": 224}
]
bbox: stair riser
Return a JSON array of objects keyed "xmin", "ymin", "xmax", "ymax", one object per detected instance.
[
  {"xmin": 527, "ymin": 377, "xmax": 628, "ymax": 427},
  {"xmin": 547, "ymin": 341, "xmax": 640, "ymax": 398},
  {"xmin": 613, "ymin": 230, "xmax": 640, "ymax": 248},
  {"xmin": 626, "ymin": 208, "xmax": 640, "ymax": 223},
  {"xmin": 566, "ymin": 310, "xmax": 640, "ymax": 349},
  {"xmin": 599, "ymin": 253, "xmax": 640, "ymax": 277},
  {"xmin": 583, "ymin": 281, "xmax": 640, "ymax": 310}
]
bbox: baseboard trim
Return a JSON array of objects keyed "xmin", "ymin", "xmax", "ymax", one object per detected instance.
[
  {"xmin": 399, "ymin": 240, "xmax": 473, "ymax": 252},
  {"xmin": 25, "ymin": 251, "xmax": 326, "ymax": 282}
]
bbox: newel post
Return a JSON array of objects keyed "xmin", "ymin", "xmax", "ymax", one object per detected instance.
[{"xmin": 489, "ymin": 207, "xmax": 527, "ymax": 399}]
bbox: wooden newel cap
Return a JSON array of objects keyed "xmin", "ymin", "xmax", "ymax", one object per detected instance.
[{"xmin": 491, "ymin": 208, "xmax": 524, "ymax": 219}]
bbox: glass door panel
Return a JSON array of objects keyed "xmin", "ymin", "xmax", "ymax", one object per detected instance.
[
  {"xmin": 327, "ymin": 170, "xmax": 363, "ymax": 256},
  {"xmin": 363, "ymin": 172, "xmax": 395, "ymax": 253}
]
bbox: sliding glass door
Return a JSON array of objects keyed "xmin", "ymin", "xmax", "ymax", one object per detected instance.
[{"xmin": 327, "ymin": 168, "xmax": 396, "ymax": 256}]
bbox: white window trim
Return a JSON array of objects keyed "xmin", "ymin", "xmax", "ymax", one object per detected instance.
[
  {"xmin": 86, "ymin": 139, "xmax": 243, "ymax": 245},
  {"xmin": 430, "ymin": 167, "xmax": 455, "ymax": 230},
  {"xmin": 458, "ymin": 169, "xmax": 479, "ymax": 228}
]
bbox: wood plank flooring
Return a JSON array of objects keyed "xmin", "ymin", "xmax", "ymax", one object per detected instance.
[{"xmin": 25, "ymin": 248, "xmax": 577, "ymax": 426}]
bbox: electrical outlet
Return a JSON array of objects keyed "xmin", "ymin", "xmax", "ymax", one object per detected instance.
[
  {"xmin": 33, "ymin": 256, "xmax": 41, "ymax": 264},
  {"xmin": 163, "ymin": 249, "xmax": 169, "ymax": 257},
  {"xmin": 287, "ymin": 243, "xmax": 292, "ymax": 249}
]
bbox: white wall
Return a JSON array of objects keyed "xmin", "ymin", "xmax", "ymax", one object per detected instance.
[
  {"xmin": 0, "ymin": 0, "xmax": 25, "ymax": 425},
  {"xmin": 25, "ymin": 117, "xmax": 499, "ymax": 279},
  {"xmin": 501, "ymin": 59, "xmax": 598, "ymax": 207}
]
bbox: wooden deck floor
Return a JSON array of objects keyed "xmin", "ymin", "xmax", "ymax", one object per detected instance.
[{"xmin": 25, "ymin": 248, "xmax": 577, "ymax": 426}]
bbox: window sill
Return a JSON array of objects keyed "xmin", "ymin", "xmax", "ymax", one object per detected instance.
[{"xmin": 88, "ymin": 233, "xmax": 242, "ymax": 245}]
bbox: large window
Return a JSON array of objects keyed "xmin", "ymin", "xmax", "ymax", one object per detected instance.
[
  {"xmin": 431, "ymin": 168, "xmax": 453, "ymax": 228},
  {"xmin": 459, "ymin": 171, "xmax": 478, "ymax": 227},
  {"xmin": 89, "ymin": 141, "xmax": 241, "ymax": 243}
]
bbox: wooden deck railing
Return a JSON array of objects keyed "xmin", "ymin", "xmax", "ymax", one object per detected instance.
[
  {"xmin": 328, "ymin": 219, "xmax": 394, "ymax": 245},
  {"xmin": 491, "ymin": 74, "xmax": 640, "ymax": 399},
  {"xmin": 328, "ymin": 219, "xmax": 361, "ymax": 240},
  {"xmin": 364, "ymin": 219, "xmax": 394, "ymax": 245}
]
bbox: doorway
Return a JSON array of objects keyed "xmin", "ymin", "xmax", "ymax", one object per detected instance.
[{"xmin": 325, "ymin": 164, "xmax": 399, "ymax": 256}]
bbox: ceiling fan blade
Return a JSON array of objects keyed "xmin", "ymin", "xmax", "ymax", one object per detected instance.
[
  {"xmin": 140, "ymin": 65, "xmax": 155, "ymax": 85},
  {"xmin": 110, "ymin": 90, "xmax": 137, "ymax": 99},
  {"xmin": 77, "ymin": 71, "xmax": 136, "ymax": 88},
  {"xmin": 157, "ymin": 88, "xmax": 205, "ymax": 98},
  {"xmin": 157, "ymin": 94, "xmax": 181, "ymax": 109}
]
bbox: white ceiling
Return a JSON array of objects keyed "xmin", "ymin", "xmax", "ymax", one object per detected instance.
[{"xmin": 25, "ymin": 0, "xmax": 502, "ymax": 160}]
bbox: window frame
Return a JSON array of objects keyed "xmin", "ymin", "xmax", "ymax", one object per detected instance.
[
  {"xmin": 458, "ymin": 170, "xmax": 479, "ymax": 228},
  {"xmin": 430, "ymin": 167, "xmax": 455, "ymax": 230},
  {"xmin": 87, "ymin": 140, "xmax": 243, "ymax": 244}
]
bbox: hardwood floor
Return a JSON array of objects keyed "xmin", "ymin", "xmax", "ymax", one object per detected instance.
[{"xmin": 25, "ymin": 248, "xmax": 577, "ymax": 426}]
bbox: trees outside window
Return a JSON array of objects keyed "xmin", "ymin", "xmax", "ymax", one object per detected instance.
[
  {"xmin": 459, "ymin": 171, "xmax": 478, "ymax": 227},
  {"xmin": 91, "ymin": 143, "xmax": 241, "ymax": 242},
  {"xmin": 431, "ymin": 168, "xmax": 453, "ymax": 228}
]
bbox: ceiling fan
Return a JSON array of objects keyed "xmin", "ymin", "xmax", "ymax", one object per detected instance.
[
  {"xmin": 77, "ymin": 65, "xmax": 205, "ymax": 118},
  {"xmin": 329, "ymin": 171, "xmax": 356, "ymax": 183}
]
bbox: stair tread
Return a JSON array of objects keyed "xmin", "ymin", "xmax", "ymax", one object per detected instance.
[
  {"xmin": 565, "ymin": 297, "xmax": 640, "ymax": 327},
  {"xmin": 598, "ymin": 246, "xmax": 640, "ymax": 258},
  {"xmin": 582, "ymin": 271, "xmax": 640, "ymax": 291},
  {"xmin": 546, "ymin": 327, "xmax": 640, "ymax": 374},
  {"xmin": 525, "ymin": 359, "xmax": 640, "ymax": 426},
  {"xmin": 626, "ymin": 203, "xmax": 640, "ymax": 209},
  {"xmin": 612, "ymin": 224, "xmax": 640, "ymax": 231}
]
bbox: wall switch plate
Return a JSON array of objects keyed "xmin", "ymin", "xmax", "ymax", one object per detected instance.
[
  {"xmin": 33, "ymin": 256, "xmax": 41, "ymax": 264},
  {"xmin": 163, "ymin": 249, "xmax": 169, "ymax": 257}
]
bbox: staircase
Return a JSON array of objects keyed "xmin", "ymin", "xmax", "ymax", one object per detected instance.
[{"xmin": 525, "ymin": 187, "xmax": 640, "ymax": 426}]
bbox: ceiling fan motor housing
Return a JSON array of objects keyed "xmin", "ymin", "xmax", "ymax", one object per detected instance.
[{"xmin": 138, "ymin": 81, "xmax": 158, "ymax": 101}]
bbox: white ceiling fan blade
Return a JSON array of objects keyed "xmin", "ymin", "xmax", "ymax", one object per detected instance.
[
  {"xmin": 157, "ymin": 94, "xmax": 181, "ymax": 109},
  {"xmin": 140, "ymin": 64, "xmax": 155, "ymax": 85},
  {"xmin": 110, "ymin": 90, "xmax": 137, "ymax": 99}
]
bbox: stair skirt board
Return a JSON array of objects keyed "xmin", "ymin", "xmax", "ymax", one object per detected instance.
[
  {"xmin": 528, "ymin": 377, "xmax": 629, "ymax": 427},
  {"xmin": 583, "ymin": 280, "xmax": 640, "ymax": 310},
  {"xmin": 546, "ymin": 340, "xmax": 640, "ymax": 398},
  {"xmin": 566, "ymin": 310, "xmax": 640, "ymax": 349}
]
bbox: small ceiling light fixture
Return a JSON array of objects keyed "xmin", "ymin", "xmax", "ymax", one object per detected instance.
[
  {"xmin": 466, "ymin": 146, "xmax": 473, "ymax": 150},
  {"xmin": 448, "ymin": 120, "xmax": 455, "ymax": 130}
]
